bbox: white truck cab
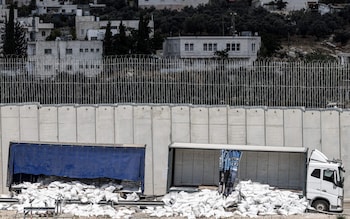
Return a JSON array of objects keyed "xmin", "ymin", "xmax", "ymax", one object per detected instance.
[{"xmin": 306, "ymin": 149, "xmax": 345, "ymax": 212}]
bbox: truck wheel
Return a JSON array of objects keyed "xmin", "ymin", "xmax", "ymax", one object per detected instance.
[{"xmin": 312, "ymin": 200, "xmax": 329, "ymax": 212}]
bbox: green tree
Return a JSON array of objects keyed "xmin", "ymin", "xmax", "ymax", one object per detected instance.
[
  {"xmin": 259, "ymin": 33, "xmax": 282, "ymax": 57},
  {"xmin": 214, "ymin": 49, "xmax": 229, "ymax": 59},
  {"xmin": 3, "ymin": 4, "xmax": 16, "ymax": 56},
  {"xmin": 276, "ymin": 0, "xmax": 287, "ymax": 10},
  {"xmin": 46, "ymin": 29, "xmax": 61, "ymax": 41},
  {"xmin": 114, "ymin": 21, "xmax": 130, "ymax": 54},
  {"xmin": 14, "ymin": 22, "xmax": 27, "ymax": 56},
  {"xmin": 135, "ymin": 13, "xmax": 151, "ymax": 54},
  {"xmin": 103, "ymin": 21, "xmax": 114, "ymax": 56}
]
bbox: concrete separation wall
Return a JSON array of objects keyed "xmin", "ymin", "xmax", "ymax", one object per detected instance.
[{"xmin": 0, "ymin": 103, "xmax": 349, "ymax": 200}]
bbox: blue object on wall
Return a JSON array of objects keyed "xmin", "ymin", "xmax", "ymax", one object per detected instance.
[{"xmin": 7, "ymin": 142, "xmax": 145, "ymax": 191}]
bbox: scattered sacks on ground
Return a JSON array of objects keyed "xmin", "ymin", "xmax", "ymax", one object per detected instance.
[
  {"xmin": 0, "ymin": 180, "xmax": 307, "ymax": 218},
  {"xmin": 144, "ymin": 180, "xmax": 308, "ymax": 218}
]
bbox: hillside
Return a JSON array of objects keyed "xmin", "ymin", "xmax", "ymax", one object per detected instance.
[{"xmin": 278, "ymin": 35, "xmax": 350, "ymax": 60}]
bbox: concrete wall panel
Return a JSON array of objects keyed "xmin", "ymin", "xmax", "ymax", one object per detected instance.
[
  {"xmin": 190, "ymin": 107, "xmax": 208, "ymax": 143},
  {"xmin": 284, "ymin": 109, "xmax": 303, "ymax": 147},
  {"xmin": 246, "ymin": 108, "xmax": 265, "ymax": 145},
  {"xmin": 303, "ymin": 110, "xmax": 321, "ymax": 154},
  {"xmin": 0, "ymin": 105, "xmax": 20, "ymax": 193},
  {"xmin": 152, "ymin": 106, "xmax": 171, "ymax": 194},
  {"xmin": 133, "ymin": 106, "xmax": 153, "ymax": 195},
  {"xmin": 227, "ymin": 108, "xmax": 246, "ymax": 144},
  {"xmin": 115, "ymin": 105, "xmax": 134, "ymax": 144},
  {"xmin": 19, "ymin": 105, "xmax": 39, "ymax": 141},
  {"xmin": 96, "ymin": 106, "xmax": 115, "ymax": 144},
  {"xmin": 39, "ymin": 106, "xmax": 58, "ymax": 142},
  {"xmin": 321, "ymin": 110, "xmax": 340, "ymax": 159},
  {"xmin": 77, "ymin": 106, "xmax": 96, "ymax": 143},
  {"xmin": 265, "ymin": 109, "xmax": 284, "ymax": 146},
  {"xmin": 58, "ymin": 106, "xmax": 77, "ymax": 142},
  {"xmin": 171, "ymin": 106, "xmax": 190, "ymax": 142},
  {"xmin": 209, "ymin": 107, "xmax": 227, "ymax": 144},
  {"xmin": 340, "ymin": 111, "xmax": 350, "ymax": 200}
]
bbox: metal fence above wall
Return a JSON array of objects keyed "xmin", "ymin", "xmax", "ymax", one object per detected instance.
[{"xmin": 0, "ymin": 56, "xmax": 349, "ymax": 108}]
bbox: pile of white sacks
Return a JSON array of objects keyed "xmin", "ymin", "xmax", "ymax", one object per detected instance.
[{"xmin": 0, "ymin": 180, "xmax": 308, "ymax": 218}]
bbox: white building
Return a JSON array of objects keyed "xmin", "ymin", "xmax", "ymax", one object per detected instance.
[
  {"xmin": 338, "ymin": 52, "xmax": 350, "ymax": 65},
  {"xmin": 35, "ymin": 0, "xmax": 78, "ymax": 15},
  {"xmin": 260, "ymin": 0, "xmax": 318, "ymax": 11},
  {"xmin": 17, "ymin": 17, "xmax": 54, "ymax": 42},
  {"xmin": 138, "ymin": 0, "xmax": 209, "ymax": 10},
  {"xmin": 27, "ymin": 40, "xmax": 103, "ymax": 77},
  {"xmin": 162, "ymin": 34, "xmax": 261, "ymax": 62},
  {"xmin": 75, "ymin": 15, "xmax": 154, "ymax": 40}
]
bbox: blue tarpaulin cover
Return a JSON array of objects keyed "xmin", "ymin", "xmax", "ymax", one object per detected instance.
[{"xmin": 7, "ymin": 142, "xmax": 145, "ymax": 191}]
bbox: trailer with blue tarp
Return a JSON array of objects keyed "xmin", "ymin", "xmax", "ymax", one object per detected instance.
[{"xmin": 7, "ymin": 141, "xmax": 146, "ymax": 192}]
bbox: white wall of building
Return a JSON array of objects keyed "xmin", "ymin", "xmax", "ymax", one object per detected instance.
[
  {"xmin": 0, "ymin": 103, "xmax": 350, "ymax": 200},
  {"xmin": 27, "ymin": 40, "xmax": 103, "ymax": 77},
  {"xmin": 138, "ymin": 0, "xmax": 209, "ymax": 10},
  {"xmin": 163, "ymin": 35, "xmax": 261, "ymax": 62},
  {"xmin": 260, "ymin": 0, "xmax": 316, "ymax": 11},
  {"xmin": 36, "ymin": 0, "xmax": 77, "ymax": 15}
]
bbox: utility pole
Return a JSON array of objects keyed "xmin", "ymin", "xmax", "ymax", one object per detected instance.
[{"xmin": 230, "ymin": 12, "xmax": 237, "ymax": 36}]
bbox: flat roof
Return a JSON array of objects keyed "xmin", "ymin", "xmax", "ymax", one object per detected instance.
[{"xmin": 170, "ymin": 142, "xmax": 307, "ymax": 153}]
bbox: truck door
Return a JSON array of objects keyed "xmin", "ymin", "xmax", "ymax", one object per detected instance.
[{"xmin": 321, "ymin": 169, "xmax": 340, "ymax": 207}]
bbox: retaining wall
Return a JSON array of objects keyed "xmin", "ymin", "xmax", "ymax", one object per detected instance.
[{"xmin": 0, "ymin": 103, "xmax": 349, "ymax": 200}]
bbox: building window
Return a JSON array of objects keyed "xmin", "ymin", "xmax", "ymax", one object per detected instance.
[
  {"xmin": 226, "ymin": 43, "xmax": 230, "ymax": 51},
  {"xmin": 185, "ymin": 43, "xmax": 189, "ymax": 51},
  {"xmin": 236, "ymin": 43, "xmax": 240, "ymax": 51},
  {"xmin": 91, "ymin": 48, "xmax": 94, "ymax": 52},
  {"xmin": 41, "ymin": 31, "xmax": 46, "ymax": 37},
  {"xmin": 252, "ymin": 43, "xmax": 256, "ymax": 52},
  {"xmin": 80, "ymin": 48, "xmax": 83, "ymax": 52},
  {"xmin": 203, "ymin": 43, "xmax": 207, "ymax": 51},
  {"xmin": 96, "ymin": 48, "xmax": 100, "ymax": 52},
  {"xmin": 66, "ymin": 65, "xmax": 72, "ymax": 70},
  {"xmin": 44, "ymin": 49, "xmax": 52, "ymax": 54},
  {"xmin": 85, "ymin": 48, "xmax": 88, "ymax": 52},
  {"xmin": 81, "ymin": 29, "xmax": 84, "ymax": 35},
  {"xmin": 189, "ymin": 43, "xmax": 194, "ymax": 51},
  {"xmin": 66, "ymin": 48, "xmax": 73, "ymax": 54},
  {"xmin": 44, "ymin": 65, "xmax": 52, "ymax": 71},
  {"xmin": 213, "ymin": 43, "xmax": 217, "ymax": 51},
  {"xmin": 208, "ymin": 43, "xmax": 212, "ymax": 51},
  {"xmin": 231, "ymin": 43, "xmax": 236, "ymax": 51},
  {"xmin": 91, "ymin": 37, "xmax": 97, "ymax": 40}
]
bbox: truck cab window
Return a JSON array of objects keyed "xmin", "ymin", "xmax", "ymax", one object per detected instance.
[
  {"xmin": 311, "ymin": 169, "xmax": 320, "ymax": 178},
  {"xmin": 323, "ymin": 169, "xmax": 334, "ymax": 183}
]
